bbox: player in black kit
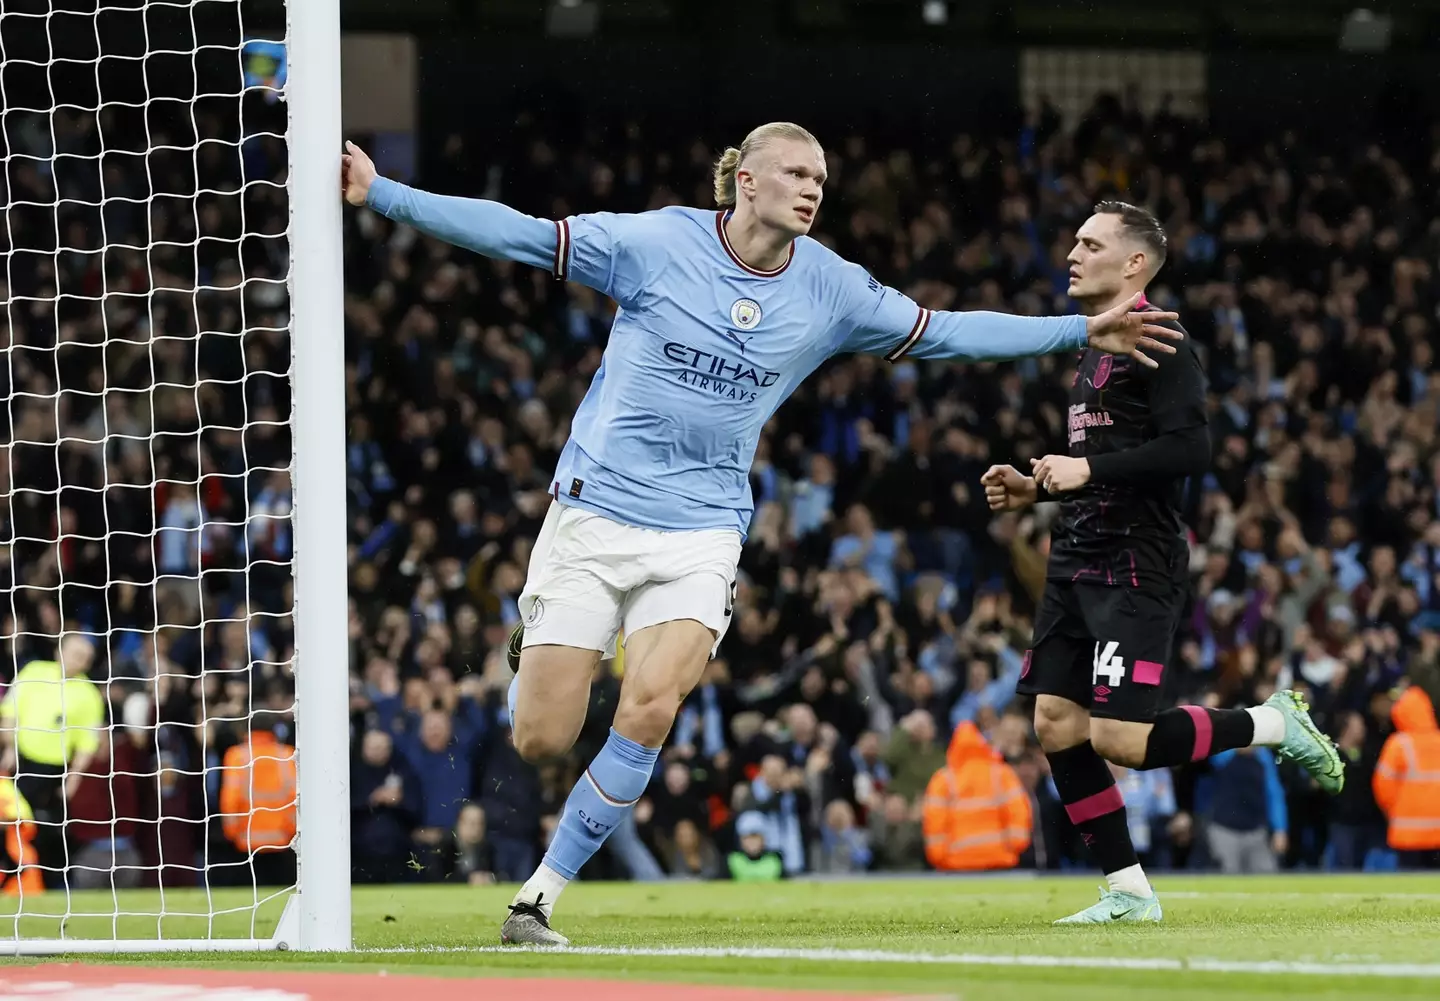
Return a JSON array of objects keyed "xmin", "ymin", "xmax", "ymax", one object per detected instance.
[{"xmin": 982, "ymin": 202, "xmax": 1343, "ymax": 924}]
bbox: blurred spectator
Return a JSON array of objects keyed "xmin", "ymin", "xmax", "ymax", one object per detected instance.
[
  {"xmin": 1109, "ymin": 762, "xmax": 1179, "ymax": 870},
  {"xmin": 665, "ymin": 819, "xmax": 723, "ymax": 880},
  {"xmin": 0, "ymin": 776, "xmax": 42, "ymax": 896},
  {"xmin": 883, "ymin": 711, "xmax": 946, "ymax": 804},
  {"xmin": 1203, "ymin": 746, "xmax": 1289, "ymax": 874},
  {"xmin": 0, "ymin": 637, "xmax": 104, "ymax": 888},
  {"xmin": 921, "ymin": 722, "xmax": 1030, "ymax": 871},
  {"xmin": 1328, "ymin": 711, "xmax": 1387, "ymax": 869},
  {"xmin": 1373, "ymin": 686, "xmax": 1440, "ymax": 869},
  {"xmin": 641, "ymin": 761, "xmax": 711, "ymax": 859},
  {"xmin": 829, "ymin": 505, "xmax": 902, "ymax": 602},
  {"xmin": 473, "ymin": 722, "xmax": 547, "ymax": 882},
  {"xmin": 849, "ymin": 730, "xmax": 892, "ymax": 817},
  {"xmin": 734, "ymin": 754, "xmax": 809, "ymax": 875},
  {"xmin": 451, "ymin": 803, "xmax": 497, "ymax": 885},
  {"xmin": 398, "ymin": 693, "xmax": 488, "ymax": 876},
  {"xmin": 351, "ymin": 729, "xmax": 423, "ymax": 884},
  {"xmin": 949, "ymin": 639, "xmax": 1027, "ymax": 730},
  {"xmin": 727, "ymin": 811, "xmax": 783, "ymax": 882},
  {"xmin": 866, "ymin": 793, "xmax": 926, "ymax": 871},
  {"xmin": 65, "ymin": 730, "xmax": 143, "ymax": 890},
  {"xmin": 814, "ymin": 799, "xmax": 873, "ymax": 874},
  {"xmin": 218, "ymin": 715, "xmax": 298, "ymax": 887}
]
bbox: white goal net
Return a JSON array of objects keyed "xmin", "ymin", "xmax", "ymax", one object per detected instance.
[{"xmin": 0, "ymin": 0, "xmax": 349, "ymax": 954}]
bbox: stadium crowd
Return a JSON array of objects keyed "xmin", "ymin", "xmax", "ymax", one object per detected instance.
[{"xmin": 3, "ymin": 85, "xmax": 1440, "ymax": 890}]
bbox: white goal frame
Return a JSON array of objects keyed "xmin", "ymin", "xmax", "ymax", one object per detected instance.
[{"xmin": 0, "ymin": 0, "xmax": 350, "ymax": 955}]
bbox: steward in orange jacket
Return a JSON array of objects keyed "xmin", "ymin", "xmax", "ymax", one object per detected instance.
[
  {"xmin": 219, "ymin": 728, "xmax": 298, "ymax": 854},
  {"xmin": 1373, "ymin": 686, "xmax": 1440, "ymax": 860},
  {"xmin": 922, "ymin": 721, "xmax": 1031, "ymax": 870},
  {"xmin": 0, "ymin": 776, "xmax": 43, "ymax": 895}
]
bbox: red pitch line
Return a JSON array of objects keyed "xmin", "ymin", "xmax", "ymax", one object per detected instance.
[{"xmin": 7, "ymin": 965, "xmax": 944, "ymax": 1001}]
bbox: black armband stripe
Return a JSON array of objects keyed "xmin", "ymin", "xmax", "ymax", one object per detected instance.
[
  {"xmin": 553, "ymin": 219, "xmax": 571, "ymax": 281},
  {"xmin": 886, "ymin": 307, "xmax": 931, "ymax": 363}
]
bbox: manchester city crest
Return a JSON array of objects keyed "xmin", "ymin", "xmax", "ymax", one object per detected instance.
[{"xmin": 730, "ymin": 298, "xmax": 762, "ymax": 330}]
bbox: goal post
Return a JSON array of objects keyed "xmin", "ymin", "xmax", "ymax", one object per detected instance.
[
  {"xmin": 0, "ymin": 0, "xmax": 349, "ymax": 955},
  {"xmin": 285, "ymin": 0, "xmax": 351, "ymax": 955}
]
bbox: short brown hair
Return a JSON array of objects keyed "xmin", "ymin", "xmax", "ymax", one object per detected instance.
[{"xmin": 1094, "ymin": 200, "xmax": 1168, "ymax": 274}]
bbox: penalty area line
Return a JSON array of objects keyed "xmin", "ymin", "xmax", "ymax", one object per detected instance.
[{"xmin": 361, "ymin": 944, "xmax": 1440, "ymax": 978}]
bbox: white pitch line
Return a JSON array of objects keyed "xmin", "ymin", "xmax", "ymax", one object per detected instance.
[
  {"xmin": 360, "ymin": 944, "xmax": 1440, "ymax": 978},
  {"xmin": 1164, "ymin": 891, "xmax": 1440, "ymax": 900}
]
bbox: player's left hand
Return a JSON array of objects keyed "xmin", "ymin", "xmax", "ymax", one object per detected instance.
[
  {"xmin": 341, "ymin": 140, "xmax": 377, "ymax": 206},
  {"xmin": 1030, "ymin": 454, "xmax": 1090, "ymax": 493},
  {"xmin": 1085, "ymin": 291, "xmax": 1183, "ymax": 369}
]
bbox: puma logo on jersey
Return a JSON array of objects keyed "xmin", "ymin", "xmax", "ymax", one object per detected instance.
[{"xmin": 723, "ymin": 330, "xmax": 754, "ymax": 354}]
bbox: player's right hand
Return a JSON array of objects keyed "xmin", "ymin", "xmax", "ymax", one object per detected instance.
[
  {"xmin": 1084, "ymin": 291, "xmax": 1183, "ymax": 369},
  {"xmin": 981, "ymin": 464, "xmax": 1037, "ymax": 511},
  {"xmin": 341, "ymin": 140, "xmax": 376, "ymax": 206}
]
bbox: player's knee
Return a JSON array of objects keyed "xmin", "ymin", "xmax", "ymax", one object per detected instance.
[
  {"xmin": 613, "ymin": 682, "xmax": 682, "ymax": 748},
  {"xmin": 613, "ymin": 620, "xmax": 715, "ymax": 746},
  {"xmin": 1033, "ymin": 695, "xmax": 1090, "ymax": 752},
  {"xmin": 512, "ymin": 725, "xmax": 570, "ymax": 764},
  {"xmin": 511, "ymin": 713, "xmax": 579, "ymax": 763},
  {"xmin": 1090, "ymin": 718, "xmax": 1148, "ymax": 768}
]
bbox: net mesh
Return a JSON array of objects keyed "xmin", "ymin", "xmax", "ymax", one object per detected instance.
[{"xmin": 1, "ymin": 0, "xmax": 297, "ymax": 944}]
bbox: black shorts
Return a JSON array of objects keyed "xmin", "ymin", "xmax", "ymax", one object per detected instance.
[{"xmin": 1015, "ymin": 579, "xmax": 1185, "ymax": 721}]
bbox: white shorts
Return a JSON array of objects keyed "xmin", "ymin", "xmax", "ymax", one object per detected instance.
[{"xmin": 517, "ymin": 502, "xmax": 743, "ymax": 660}]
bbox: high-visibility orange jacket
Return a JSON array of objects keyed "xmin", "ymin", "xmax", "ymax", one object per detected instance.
[
  {"xmin": 922, "ymin": 721, "xmax": 1032, "ymax": 871},
  {"xmin": 1373, "ymin": 687, "xmax": 1440, "ymax": 851},
  {"xmin": 0, "ymin": 776, "xmax": 43, "ymax": 896},
  {"xmin": 219, "ymin": 732, "xmax": 298, "ymax": 854}
]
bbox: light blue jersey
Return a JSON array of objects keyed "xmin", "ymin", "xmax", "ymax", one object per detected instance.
[{"xmin": 366, "ymin": 179, "xmax": 1088, "ymax": 537}]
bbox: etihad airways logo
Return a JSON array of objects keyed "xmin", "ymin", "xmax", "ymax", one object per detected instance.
[
  {"xmin": 1069, "ymin": 402, "xmax": 1113, "ymax": 444},
  {"xmin": 663, "ymin": 342, "xmax": 779, "ymax": 404}
]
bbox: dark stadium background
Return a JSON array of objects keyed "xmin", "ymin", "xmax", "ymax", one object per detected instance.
[{"xmin": 3, "ymin": 0, "xmax": 1439, "ymax": 888}]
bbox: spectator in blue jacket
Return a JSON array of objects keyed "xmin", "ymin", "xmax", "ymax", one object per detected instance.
[
  {"xmin": 350, "ymin": 729, "xmax": 422, "ymax": 883},
  {"xmin": 1205, "ymin": 746, "xmax": 1289, "ymax": 873},
  {"xmin": 474, "ymin": 716, "xmax": 546, "ymax": 881},
  {"xmin": 949, "ymin": 641, "xmax": 1027, "ymax": 730},
  {"xmin": 1109, "ymin": 761, "xmax": 1178, "ymax": 869},
  {"xmin": 397, "ymin": 691, "xmax": 490, "ymax": 872}
]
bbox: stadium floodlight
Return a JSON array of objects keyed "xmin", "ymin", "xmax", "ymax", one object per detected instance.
[
  {"xmin": 921, "ymin": 0, "xmax": 949, "ymax": 26},
  {"xmin": 547, "ymin": 0, "xmax": 601, "ymax": 37},
  {"xmin": 0, "ymin": 0, "xmax": 349, "ymax": 955},
  {"xmin": 1339, "ymin": 8, "xmax": 1392, "ymax": 52}
]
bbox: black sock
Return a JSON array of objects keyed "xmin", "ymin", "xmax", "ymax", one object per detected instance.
[
  {"xmin": 1046, "ymin": 740, "xmax": 1138, "ymax": 876},
  {"xmin": 1139, "ymin": 706, "xmax": 1255, "ymax": 770}
]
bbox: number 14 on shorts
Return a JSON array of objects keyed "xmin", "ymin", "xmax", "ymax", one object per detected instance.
[
  {"xmin": 1092, "ymin": 641, "xmax": 1125, "ymax": 687},
  {"xmin": 1092, "ymin": 641, "xmax": 1165, "ymax": 692}
]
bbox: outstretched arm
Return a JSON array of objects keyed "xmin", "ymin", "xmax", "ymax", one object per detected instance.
[
  {"xmin": 366, "ymin": 177, "xmax": 559, "ymax": 270},
  {"xmin": 894, "ymin": 308, "xmax": 1088, "ymax": 363},
  {"xmin": 343, "ymin": 141, "xmax": 638, "ymax": 301},
  {"xmin": 345, "ymin": 143, "xmax": 557, "ymax": 270},
  {"xmin": 832, "ymin": 266, "xmax": 1180, "ymax": 367},
  {"xmin": 836, "ymin": 277, "xmax": 1089, "ymax": 362}
]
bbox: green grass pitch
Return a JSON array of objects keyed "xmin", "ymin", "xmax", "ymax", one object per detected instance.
[{"xmin": 4, "ymin": 874, "xmax": 1440, "ymax": 999}]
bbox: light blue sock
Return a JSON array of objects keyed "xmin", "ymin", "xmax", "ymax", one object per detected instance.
[{"xmin": 542, "ymin": 727, "xmax": 659, "ymax": 880}]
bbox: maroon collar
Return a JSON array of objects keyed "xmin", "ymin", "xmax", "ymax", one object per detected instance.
[{"xmin": 715, "ymin": 211, "xmax": 794, "ymax": 277}]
